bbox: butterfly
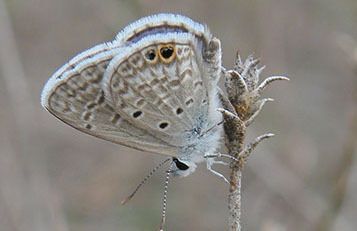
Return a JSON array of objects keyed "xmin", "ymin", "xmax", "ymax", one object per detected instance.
[{"xmin": 41, "ymin": 13, "xmax": 226, "ymax": 180}]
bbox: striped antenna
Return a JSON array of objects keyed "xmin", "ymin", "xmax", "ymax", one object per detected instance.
[
  {"xmin": 121, "ymin": 158, "xmax": 171, "ymax": 205},
  {"xmin": 159, "ymin": 163, "xmax": 173, "ymax": 231}
]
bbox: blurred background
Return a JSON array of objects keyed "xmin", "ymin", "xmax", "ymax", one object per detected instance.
[{"xmin": 0, "ymin": 0, "xmax": 356, "ymax": 230}]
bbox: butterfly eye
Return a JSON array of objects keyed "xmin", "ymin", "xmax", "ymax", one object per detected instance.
[
  {"xmin": 173, "ymin": 158, "xmax": 189, "ymax": 171},
  {"xmin": 158, "ymin": 44, "xmax": 176, "ymax": 63},
  {"xmin": 144, "ymin": 48, "xmax": 158, "ymax": 63}
]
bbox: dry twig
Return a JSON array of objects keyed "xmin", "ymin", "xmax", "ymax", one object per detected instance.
[{"xmin": 221, "ymin": 53, "xmax": 288, "ymax": 230}]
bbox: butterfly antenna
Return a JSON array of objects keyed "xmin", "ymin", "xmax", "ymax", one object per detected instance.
[
  {"xmin": 121, "ymin": 158, "xmax": 171, "ymax": 205},
  {"xmin": 159, "ymin": 163, "xmax": 173, "ymax": 231}
]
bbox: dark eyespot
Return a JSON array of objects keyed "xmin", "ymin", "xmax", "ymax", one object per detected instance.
[
  {"xmin": 158, "ymin": 44, "xmax": 176, "ymax": 63},
  {"xmin": 133, "ymin": 111, "xmax": 142, "ymax": 118},
  {"xmin": 176, "ymin": 107, "xmax": 183, "ymax": 115},
  {"xmin": 160, "ymin": 46, "xmax": 174, "ymax": 59},
  {"xmin": 159, "ymin": 122, "xmax": 169, "ymax": 129},
  {"xmin": 145, "ymin": 49, "xmax": 156, "ymax": 61}
]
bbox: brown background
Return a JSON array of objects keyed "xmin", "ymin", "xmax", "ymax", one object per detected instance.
[{"xmin": 0, "ymin": 0, "xmax": 356, "ymax": 230}]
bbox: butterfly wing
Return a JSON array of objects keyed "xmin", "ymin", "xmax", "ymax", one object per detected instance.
[
  {"xmin": 41, "ymin": 43, "xmax": 178, "ymax": 155},
  {"xmin": 41, "ymin": 13, "xmax": 222, "ymax": 155}
]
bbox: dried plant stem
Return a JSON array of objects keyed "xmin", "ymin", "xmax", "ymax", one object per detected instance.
[
  {"xmin": 219, "ymin": 107, "xmax": 245, "ymax": 231},
  {"xmin": 228, "ymin": 169, "xmax": 243, "ymax": 231},
  {"xmin": 221, "ymin": 53, "xmax": 288, "ymax": 230}
]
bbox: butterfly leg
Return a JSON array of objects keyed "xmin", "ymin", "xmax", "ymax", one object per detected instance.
[
  {"xmin": 205, "ymin": 157, "xmax": 229, "ymax": 184},
  {"xmin": 210, "ymin": 160, "xmax": 228, "ymax": 166},
  {"xmin": 204, "ymin": 152, "xmax": 239, "ymax": 163}
]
